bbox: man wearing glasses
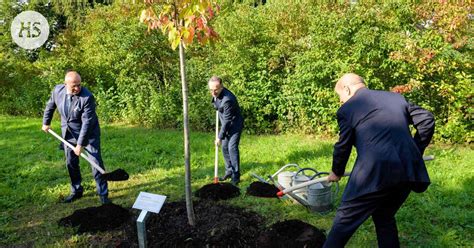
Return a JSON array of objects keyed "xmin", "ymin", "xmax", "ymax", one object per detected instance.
[{"xmin": 208, "ymin": 76, "xmax": 244, "ymax": 186}]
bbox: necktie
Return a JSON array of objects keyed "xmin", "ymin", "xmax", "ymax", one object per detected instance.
[{"xmin": 65, "ymin": 94, "xmax": 72, "ymax": 117}]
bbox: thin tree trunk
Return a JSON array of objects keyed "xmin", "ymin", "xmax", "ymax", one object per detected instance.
[{"xmin": 179, "ymin": 39, "xmax": 196, "ymax": 226}]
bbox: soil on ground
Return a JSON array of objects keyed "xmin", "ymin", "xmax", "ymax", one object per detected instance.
[
  {"xmin": 256, "ymin": 219, "xmax": 326, "ymax": 248},
  {"xmin": 58, "ymin": 203, "xmax": 131, "ymax": 233},
  {"xmin": 58, "ymin": 200, "xmax": 326, "ymax": 247},
  {"xmin": 246, "ymin": 181, "xmax": 279, "ymax": 198},
  {"xmin": 195, "ymin": 183, "xmax": 240, "ymax": 200},
  {"xmin": 120, "ymin": 200, "xmax": 264, "ymax": 247},
  {"xmin": 118, "ymin": 201, "xmax": 326, "ymax": 247}
]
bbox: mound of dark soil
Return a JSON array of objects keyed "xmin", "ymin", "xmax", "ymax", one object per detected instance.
[
  {"xmin": 121, "ymin": 200, "xmax": 264, "ymax": 247},
  {"xmin": 58, "ymin": 203, "xmax": 131, "ymax": 233},
  {"xmin": 256, "ymin": 219, "xmax": 326, "ymax": 248},
  {"xmin": 195, "ymin": 183, "xmax": 240, "ymax": 200},
  {"xmin": 246, "ymin": 181, "xmax": 279, "ymax": 197}
]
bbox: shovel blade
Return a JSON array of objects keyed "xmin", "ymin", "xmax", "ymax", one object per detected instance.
[
  {"xmin": 102, "ymin": 169, "xmax": 129, "ymax": 181},
  {"xmin": 250, "ymin": 173, "xmax": 268, "ymax": 184}
]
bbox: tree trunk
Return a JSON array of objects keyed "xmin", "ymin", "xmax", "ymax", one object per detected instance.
[{"xmin": 179, "ymin": 39, "xmax": 196, "ymax": 226}]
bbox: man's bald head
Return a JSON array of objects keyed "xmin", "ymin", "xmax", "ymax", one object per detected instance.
[
  {"xmin": 65, "ymin": 71, "xmax": 81, "ymax": 84},
  {"xmin": 335, "ymin": 73, "xmax": 366, "ymax": 104},
  {"xmin": 64, "ymin": 71, "xmax": 82, "ymax": 95},
  {"xmin": 335, "ymin": 73, "xmax": 365, "ymax": 91}
]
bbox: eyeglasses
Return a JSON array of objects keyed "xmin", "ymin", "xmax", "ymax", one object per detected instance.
[{"xmin": 208, "ymin": 87, "xmax": 221, "ymax": 92}]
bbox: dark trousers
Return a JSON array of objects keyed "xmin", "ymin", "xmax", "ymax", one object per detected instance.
[
  {"xmin": 64, "ymin": 132, "xmax": 108, "ymax": 196},
  {"xmin": 221, "ymin": 131, "xmax": 242, "ymax": 181},
  {"xmin": 323, "ymin": 185, "xmax": 411, "ymax": 248}
]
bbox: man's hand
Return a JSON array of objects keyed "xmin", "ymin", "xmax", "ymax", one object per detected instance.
[
  {"xmin": 327, "ymin": 171, "xmax": 342, "ymax": 182},
  {"xmin": 215, "ymin": 139, "xmax": 221, "ymax": 146},
  {"xmin": 73, "ymin": 145, "xmax": 82, "ymax": 156},
  {"xmin": 42, "ymin": 125, "xmax": 50, "ymax": 133}
]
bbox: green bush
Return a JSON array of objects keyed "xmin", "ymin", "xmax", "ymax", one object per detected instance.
[{"xmin": 0, "ymin": 1, "xmax": 472, "ymax": 142}]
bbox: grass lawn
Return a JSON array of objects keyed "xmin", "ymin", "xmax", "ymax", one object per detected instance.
[{"xmin": 0, "ymin": 115, "xmax": 472, "ymax": 247}]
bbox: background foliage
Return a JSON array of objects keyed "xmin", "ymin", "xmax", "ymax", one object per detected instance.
[{"xmin": 0, "ymin": 1, "xmax": 472, "ymax": 142}]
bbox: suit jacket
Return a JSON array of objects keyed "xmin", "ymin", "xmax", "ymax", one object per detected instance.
[
  {"xmin": 212, "ymin": 88, "xmax": 244, "ymax": 139},
  {"xmin": 43, "ymin": 84, "xmax": 100, "ymax": 147},
  {"xmin": 332, "ymin": 88, "xmax": 435, "ymax": 201}
]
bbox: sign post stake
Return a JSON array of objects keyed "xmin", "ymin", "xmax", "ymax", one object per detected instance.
[
  {"xmin": 132, "ymin": 192, "xmax": 167, "ymax": 248},
  {"xmin": 137, "ymin": 210, "xmax": 150, "ymax": 248}
]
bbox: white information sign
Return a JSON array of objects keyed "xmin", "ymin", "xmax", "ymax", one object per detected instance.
[{"xmin": 132, "ymin": 192, "xmax": 166, "ymax": 214}]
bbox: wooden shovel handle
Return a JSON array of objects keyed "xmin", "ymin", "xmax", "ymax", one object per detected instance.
[{"xmin": 47, "ymin": 129, "xmax": 106, "ymax": 174}]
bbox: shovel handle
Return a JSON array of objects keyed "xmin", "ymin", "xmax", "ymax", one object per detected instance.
[
  {"xmin": 277, "ymin": 171, "xmax": 351, "ymax": 197},
  {"xmin": 214, "ymin": 111, "xmax": 219, "ymax": 183},
  {"xmin": 47, "ymin": 129, "xmax": 106, "ymax": 174},
  {"xmin": 250, "ymin": 173, "xmax": 268, "ymax": 183}
]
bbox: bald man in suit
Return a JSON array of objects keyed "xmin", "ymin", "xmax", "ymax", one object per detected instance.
[
  {"xmin": 42, "ymin": 71, "xmax": 110, "ymax": 204},
  {"xmin": 324, "ymin": 73, "xmax": 435, "ymax": 247}
]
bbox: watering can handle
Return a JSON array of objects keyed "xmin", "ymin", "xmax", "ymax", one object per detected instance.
[
  {"xmin": 309, "ymin": 172, "xmax": 340, "ymax": 202},
  {"xmin": 309, "ymin": 171, "xmax": 329, "ymax": 180},
  {"xmin": 294, "ymin": 168, "xmax": 319, "ymax": 178},
  {"xmin": 270, "ymin": 163, "xmax": 301, "ymax": 179}
]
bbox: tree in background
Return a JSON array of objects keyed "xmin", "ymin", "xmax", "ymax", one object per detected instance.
[
  {"xmin": 140, "ymin": 0, "xmax": 219, "ymax": 225},
  {"xmin": 1, "ymin": 1, "xmax": 471, "ymax": 143}
]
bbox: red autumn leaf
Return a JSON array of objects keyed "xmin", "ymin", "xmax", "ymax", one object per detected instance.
[
  {"xmin": 197, "ymin": 17, "xmax": 204, "ymax": 30},
  {"xmin": 207, "ymin": 7, "xmax": 214, "ymax": 19}
]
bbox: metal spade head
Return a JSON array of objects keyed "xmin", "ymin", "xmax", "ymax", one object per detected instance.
[{"xmin": 102, "ymin": 169, "xmax": 129, "ymax": 181}]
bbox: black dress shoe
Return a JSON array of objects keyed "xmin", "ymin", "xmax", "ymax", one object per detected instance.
[
  {"xmin": 100, "ymin": 195, "xmax": 112, "ymax": 205},
  {"xmin": 63, "ymin": 192, "xmax": 83, "ymax": 203},
  {"xmin": 219, "ymin": 174, "xmax": 232, "ymax": 182}
]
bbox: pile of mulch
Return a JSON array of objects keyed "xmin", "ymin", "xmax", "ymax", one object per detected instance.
[
  {"xmin": 120, "ymin": 200, "xmax": 264, "ymax": 247},
  {"xmin": 119, "ymin": 202, "xmax": 327, "ymax": 247},
  {"xmin": 58, "ymin": 203, "xmax": 131, "ymax": 233},
  {"xmin": 195, "ymin": 183, "xmax": 240, "ymax": 200},
  {"xmin": 246, "ymin": 181, "xmax": 280, "ymax": 198},
  {"xmin": 256, "ymin": 219, "xmax": 326, "ymax": 248}
]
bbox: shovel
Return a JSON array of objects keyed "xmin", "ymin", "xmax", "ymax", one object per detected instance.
[
  {"xmin": 48, "ymin": 129, "xmax": 129, "ymax": 181},
  {"xmin": 213, "ymin": 111, "xmax": 219, "ymax": 184},
  {"xmin": 250, "ymin": 172, "xmax": 268, "ymax": 183}
]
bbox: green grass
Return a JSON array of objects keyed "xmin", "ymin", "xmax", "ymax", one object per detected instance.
[{"xmin": 0, "ymin": 116, "xmax": 473, "ymax": 247}]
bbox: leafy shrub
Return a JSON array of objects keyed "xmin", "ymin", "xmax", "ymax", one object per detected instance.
[{"xmin": 0, "ymin": 1, "xmax": 471, "ymax": 142}]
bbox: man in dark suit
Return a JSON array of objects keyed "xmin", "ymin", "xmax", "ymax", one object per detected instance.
[
  {"xmin": 324, "ymin": 73, "xmax": 435, "ymax": 247},
  {"xmin": 42, "ymin": 71, "xmax": 110, "ymax": 204},
  {"xmin": 208, "ymin": 76, "xmax": 244, "ymax": 185}
]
